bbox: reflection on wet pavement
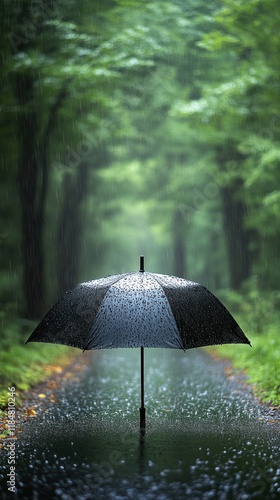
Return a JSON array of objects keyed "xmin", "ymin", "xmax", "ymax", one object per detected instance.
[{"xmin": 1, "ymin": 349, "xmax": 280, "ymax": 499}]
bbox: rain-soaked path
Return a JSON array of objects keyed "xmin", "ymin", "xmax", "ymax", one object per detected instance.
[{"xmin": 1, "ymin": 348, "xmax": 280, "ymax": 499}]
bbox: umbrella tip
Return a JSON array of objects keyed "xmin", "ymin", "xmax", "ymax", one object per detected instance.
[{"xmin": 140, "ymin": 255, "xmax": 144, "ymax": 272}]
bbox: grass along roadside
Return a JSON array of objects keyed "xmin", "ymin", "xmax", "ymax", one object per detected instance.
[
  {"xmin": 0, "ymin": 314, "xmax": 80, "ymax": 414},
  {"xmin": 207, "ymin": 322, "xmax": 280, "ymax": 407}
]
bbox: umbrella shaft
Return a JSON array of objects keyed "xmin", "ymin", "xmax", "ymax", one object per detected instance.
[
  {"xmin": 141, "ymin": 346, "xmax": 144, "ymax": 408},
  {"xmin": 140, "ymin": 346, "xmax": 145, "ymax": 428}
]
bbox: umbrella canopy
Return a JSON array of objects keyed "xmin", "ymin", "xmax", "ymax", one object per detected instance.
[{"xmin": 26, "ymin": 256, "xmax": 251, "ymax": 427}]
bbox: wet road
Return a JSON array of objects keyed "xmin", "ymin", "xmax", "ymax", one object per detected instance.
[{"xmin": 1, "ymin": 348, "xmax": 280, "ymax": 499}]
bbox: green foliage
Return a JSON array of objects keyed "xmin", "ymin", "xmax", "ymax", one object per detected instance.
[
  {"xmin": 1, "ymin": 0, "xmax": 279, "ymax": 293},
  {"xmin": 218, "ymin": 276, "xmax": 280, "ymax": 334},
  {"xmin": 172, "ymin": 0, "xmax": 280, "ymax": 290},
  {"xmin": 211, "ymin": 325, "xmax": 280, "ymax": 406},
  {"xmin": 0, "ymin": 312, "xmax": 76, "ymax": 410}
]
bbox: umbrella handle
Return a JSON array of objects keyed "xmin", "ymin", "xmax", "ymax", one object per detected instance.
[
  {"xmin": 140, "ymin": 255, "xmax": 144, "ymax": 272},
  {"xmin": 140, "ymin": 346, "xmax": 146, "ymax": 428}
]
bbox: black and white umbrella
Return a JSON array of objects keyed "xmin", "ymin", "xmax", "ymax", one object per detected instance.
[{"xmin": 26, "ymin": 256, "xmax": 251, "ymax": 427}]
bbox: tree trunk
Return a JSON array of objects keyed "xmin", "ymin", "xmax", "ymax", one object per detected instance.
[
  {"xmin": 15, "ymin": 70, "xmax": 69, "ymax": 318},
  {"xmin": 220, "ymin": 181, "xmax": 251, "ymax": 289},
  {"xmin": 57, "ymin": 163, "xmax": 89, "ymax": 295},
  {"xmin": 216, "ymin": 144, "xmax": 253, "ymax": 290},
  {"xmin": 173, "ymin": 208, "xmax": 186, "ymax": 278},
  {"xmin": 16, "ymin": 73, "xmax": 45, "ymax": 318}
]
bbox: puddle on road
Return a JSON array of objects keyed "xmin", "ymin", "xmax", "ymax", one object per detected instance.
[{"xmin": 1, "ymin": 349, "xmax": 280, "ymax": 499}]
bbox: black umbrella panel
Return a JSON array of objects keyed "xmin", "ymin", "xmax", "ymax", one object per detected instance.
[{"xmin": 26, "ymin": 256, "xmax": 251, "ymax": 427}]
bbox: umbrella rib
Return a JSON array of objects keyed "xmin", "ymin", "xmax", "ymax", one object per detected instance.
[{"xmin": 147, "ymin": 272, "xmax": 185, "ymax": 349}]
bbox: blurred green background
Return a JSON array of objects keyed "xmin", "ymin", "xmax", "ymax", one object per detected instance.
[{"xmin": 0, "ymin": 0, "xmax": 279, "ymax": 404}]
